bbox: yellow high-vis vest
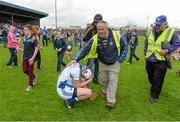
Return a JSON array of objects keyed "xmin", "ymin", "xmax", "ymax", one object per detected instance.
[
  {"xmin": 146, "ymin": 28, "xmax": 175, "ymax": 60},
  {"xmin": 84, "ymin": 30, "xmax": 121, "ymax": 60}
]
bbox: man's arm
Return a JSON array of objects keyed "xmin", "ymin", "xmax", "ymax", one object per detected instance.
[
  {"xmin": 118, "ymin": 36, "xmax": 128, "ymax": 63},
  {"xmin": 169, "ymin": 32, "xmax": 180, "ymax": 53},
  {"xmin": 144, "ymin": 38, "xmax": 148, "ymax": 56},
  {"xmin": 62, "ymin": 39, "xmax": 67, "ymax": 50},
  {"xmin": 77, "ymin": 74, "xmax": 94, "ymax": 88},
  {"xmin": 73, "ymin": 38, "xmax": 94, "ymax": 62},
  {"xmin": 53, "ymin": 39, "xmax": 57, "ymax": 50}
]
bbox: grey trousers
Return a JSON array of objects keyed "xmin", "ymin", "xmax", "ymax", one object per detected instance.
[{"xmin": 99, "ymin": 61, "xmax": 120, "ymax": 103}]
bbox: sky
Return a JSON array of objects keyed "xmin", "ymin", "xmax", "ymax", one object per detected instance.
[{"xmin": 2, "ymin": 0, "xmax": 180, "ymax": 28}]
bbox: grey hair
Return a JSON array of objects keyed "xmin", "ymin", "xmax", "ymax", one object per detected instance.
[{"xmin": 97, "ymin": 20, "xmax": 109, "ymax": 28}]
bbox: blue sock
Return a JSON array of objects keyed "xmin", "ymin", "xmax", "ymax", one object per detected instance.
[{"xmin": 67, "ymin": 97, "xmax": 78, "ymax": 103}]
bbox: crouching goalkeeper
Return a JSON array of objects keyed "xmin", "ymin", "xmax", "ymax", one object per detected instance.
[{"xmin": 57, "ymin": 63, "xmax": 97, "ymax": 109}]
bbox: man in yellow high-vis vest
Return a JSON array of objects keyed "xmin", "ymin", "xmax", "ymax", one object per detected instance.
[
  {"xmin": 81, "ymin": 14, "xmax": 103, "ymax": 84},
  {"xmin": 70, "ymin": 20, "xmax": 128, "ymax": 108},
  {"xmin": 144, "ymin": 15, "xmax": 180, "ymax": 103}
]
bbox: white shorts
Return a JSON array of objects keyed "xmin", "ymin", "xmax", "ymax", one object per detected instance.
[{"xmin": 57, "ymin": 83, "xmax": 75, "ymax": 100}]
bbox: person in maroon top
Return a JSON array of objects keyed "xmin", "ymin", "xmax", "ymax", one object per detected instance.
[{"xmin": 22, "ymin": 24, "xmax": 38, "ymax": 91}]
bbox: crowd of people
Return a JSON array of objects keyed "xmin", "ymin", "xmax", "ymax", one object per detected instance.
[{"xmin": 1, "ymin": 14, "xmax": 180, "ymax": 109}]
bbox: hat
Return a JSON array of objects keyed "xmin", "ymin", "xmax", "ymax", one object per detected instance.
[
  {"xmin": 93, "ymin": 14, "xmax": 103, "ymax": 23},
  {"xmin": 154, "ymin": 15, "xmax": 167, "ymax": 25}
]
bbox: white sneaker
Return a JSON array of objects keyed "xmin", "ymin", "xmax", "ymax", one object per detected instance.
[
  {"xmin": 6, "ymin": 65, "xmax": 13, "ymax": 68},
  {"xmin": 33, "ymin": 76, "xmax": 37, "ymax": 86},
  {"xmin": 26, "ymin": 85, "xmax": 32, "ymax": 91}
]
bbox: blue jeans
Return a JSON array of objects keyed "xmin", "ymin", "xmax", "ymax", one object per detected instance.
[
  {"xmin": 86, "ymin": 58, "xmax": 99, "ymax": 82},
  {"xmin": 7, "ymin": 48, "xmax": 17, "ymax": 66},
  {"xmin": 42, "ymin": 35, "xmax": 48, "ymax": 46},
  {"xmin": 57, "ymin": 51, "xmax": 66, "ymax": 72},
  {"xmin": 128, "ymin": 46, "xmax": 139, "ymax": 64}
]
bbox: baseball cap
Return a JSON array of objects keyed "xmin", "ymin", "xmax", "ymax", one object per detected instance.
[
  {"xmin": 93, "ymin": 14, "xmax": 103, "ymax": 23},
  {"xmin": 154, "ymin": 15, "xmax": 167, "ymax": 25}
]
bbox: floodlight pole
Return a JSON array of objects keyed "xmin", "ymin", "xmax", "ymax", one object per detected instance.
[
  {"xmin": 55, "ymin": 0, "xmax": 57, "ymax": 29},
  {"xmin": 11, "ymin": 14, "xmax": 14, "ymax": 24},
  {"xmin": 147, "ymin": 15, "xmax": 149, "ymax": 28}
]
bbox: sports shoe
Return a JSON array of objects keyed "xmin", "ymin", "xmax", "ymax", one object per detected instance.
[
  {"xmin": 37, "ymin": 68, "xmax": 42, "ymax": 72},
  {"xmin": 33, "ymin": 75, "xmax": 37, "ymax": 86},
  {"xmin": 26, "ymin": 85, "xmax": 32, "ymax": 91},
  {"xmin": 150, "ymin": 97, "xmax": 158, "ymax": 104},
  {"xmin": 6, "ymin": 65, "xmax": 13, "ymax": 68},
  {"xmin": 65, "ymin": 100, "xmax": 73, "ymax": 109},
  {"xmin": 136, "ymin": 58, "xmax": 140, "ymax": 61},
  {"xmin": 106, "ymin": 102, "xmax": 115, "ymax": 109},
  {"xmin": 14, "ymin": 64, "xmax": 20, "ymax": 66}
]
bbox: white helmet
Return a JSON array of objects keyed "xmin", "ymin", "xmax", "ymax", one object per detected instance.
[{"xmin": 82, "ymin": 69, "xmax": 92, "ymax": 80}]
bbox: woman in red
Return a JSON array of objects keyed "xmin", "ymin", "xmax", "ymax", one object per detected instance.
[{"xmin": 32, "ymin": 26, "xmax": 43, "ymax": 72}]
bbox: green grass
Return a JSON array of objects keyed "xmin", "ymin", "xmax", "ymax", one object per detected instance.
[{"xmin": 0, "ymin": 36, "xmax": 180, "ymax": 121}]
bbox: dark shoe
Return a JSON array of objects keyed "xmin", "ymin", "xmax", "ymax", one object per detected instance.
[
  {"xmin": 106, "ymin": 102, "xmax": 115, "ymax": 109},
  {"xmin": 150, "ymin": 97, "xmax": 158, "ymax": 104},
  {"xmin": 136, "ymin": 58, "xmax": 140, "ymax": 61},
  {"xmin": 93, "ymin": 81, "xmax": 99, "ymax": 84},
  {"xmin": 65, "ymin": 100, "xmax": 74, "ymax": 109},
  {"xmin": 37, "ymin": 68, "xmax": 42, "ymax": 72}
]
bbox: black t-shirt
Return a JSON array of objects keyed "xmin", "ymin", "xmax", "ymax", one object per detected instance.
[{"xmin": 23, "ymin": 35, "xmax": 37, "ymax": 60}]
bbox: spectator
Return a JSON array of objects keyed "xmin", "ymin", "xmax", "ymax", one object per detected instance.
[
  {"xmin": 42, "ymin": 27, "xmax": 48, "ymax": 46},
  {"xmin": 70, "ymin": 20, "xmax": 128, "ymax": 108},
  {"xmin": 144, "ymin": 15, "xmax": 180, "ymax": 103},
  {"xmin": 6, "ymin": 24, "xmax": 18, "ymax": 68},
  {"xmin": 22, "ymin": 24, "xmax": 38, "ymax": 91},
  {"xmin": 54, "ymin": 30, "xmax": 67, "ymax": 72},
  {"xmin": 32, "ymin": 25, "xmax": 43, "ymax": 72},
  {"xmin": 128, "ymin": 29, "xmax": 140, "ymax": 64}
]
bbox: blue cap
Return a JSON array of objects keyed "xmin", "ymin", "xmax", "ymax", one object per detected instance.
[
  {"xmin": 154, "ymin": 15, "xmax": 167, "ymax": 25},
  {"xmin": 93, "ymin": 14, "xmax": 103, "ymax": 23}
]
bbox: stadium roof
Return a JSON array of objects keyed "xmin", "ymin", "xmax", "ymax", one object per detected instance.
[{"xmin": 0, "ymin": 0, "xmax": 48, "ymax": 19}]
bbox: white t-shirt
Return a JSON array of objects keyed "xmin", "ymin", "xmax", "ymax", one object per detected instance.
[{"xmin": 57, "ymin": 63, "xmax": 81, "ymax": 87}]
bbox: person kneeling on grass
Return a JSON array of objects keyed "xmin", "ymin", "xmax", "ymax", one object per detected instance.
[{"xmin": 57, "ymin": 63, "xmax": 97, "ymax": 109}]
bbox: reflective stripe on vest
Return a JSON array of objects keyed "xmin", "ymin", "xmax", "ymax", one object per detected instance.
[
  {"xmin": 146, "ymin": 28, "xmax": 175, "ymax": 60},
  {"xmin": 84, "ymin": 31, "xmax": 121, "ymax": 60}
]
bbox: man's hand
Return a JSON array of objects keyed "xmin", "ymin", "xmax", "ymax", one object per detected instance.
[
  {"xmin": 28, "ymin": 57, "xmax": 34, "ymax": 66},
  {"xmin": 160, "ymin": 49, "xmax": 169, "ymax": 56},
  {"xmin": 172, "ymin": 48, "xmax": 180, "ymax": 60},
  {"xmin": 88, "ymin": 74, "xmax": 94, "ymax": 81}
]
